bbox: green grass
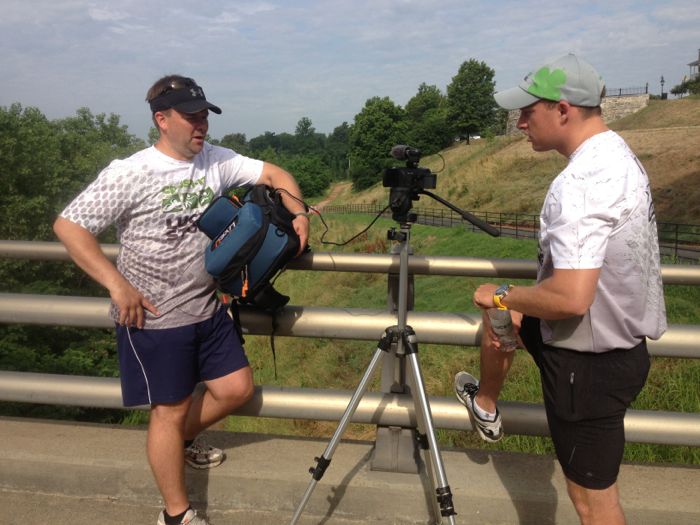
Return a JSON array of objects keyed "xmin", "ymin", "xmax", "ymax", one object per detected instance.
[{"xmin": 216, "ymin": 214, "xmax": 700, "ymax": 466}]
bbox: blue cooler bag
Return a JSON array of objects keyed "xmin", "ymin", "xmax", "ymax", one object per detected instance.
[{"xmin": 196, "ymin": 185, "xmax": 300, "ymax": 309}]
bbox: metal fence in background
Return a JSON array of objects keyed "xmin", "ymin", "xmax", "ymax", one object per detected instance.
[
  {"xmin": 605, "ymin": 85, "xmax": 650, "ymax": 97},
  {"xmin": 320, "ymin": 204, "xmax": 700, "ymax": 263}
]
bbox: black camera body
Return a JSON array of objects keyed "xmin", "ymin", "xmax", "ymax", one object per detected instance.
[
  {"xmin": 380, "ymin": 144, "xmax": 500, "ymax": 235},
  {"xmin": 382, "ymin": 145, "xmax": 438, "ymax": 223},
  {"xmin": 382, "ymin": 166, "xmax": 436, "ymax": 191},
  {"xmin": 382, "ymin": 145, "xmax": 436, "ymax": 191}
]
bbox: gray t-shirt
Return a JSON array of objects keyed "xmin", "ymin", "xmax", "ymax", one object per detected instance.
[
  {"xmin": 61, "ymin": 143, "xmax": 263, "ymax": 328},
  {"xmin": 537, "ymin": 130, "xmax": 667, "ymax": 352}
]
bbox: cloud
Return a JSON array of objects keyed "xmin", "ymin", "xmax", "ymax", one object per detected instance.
[
  {"xmin": 87, "ymin": 6, "xmax": 129, "ymax": 22},
  {"xmin": 1, "ymin": 0, "xmax": 698, "ymax": 140}
]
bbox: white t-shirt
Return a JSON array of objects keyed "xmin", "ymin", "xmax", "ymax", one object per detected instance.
[
  {"xmin": 61, "ymin": 143, "xmax": 263, "ymax": 328},
  {"xmin": 537, "ymin": 130, "xmax": 667, "ymax": 352}
]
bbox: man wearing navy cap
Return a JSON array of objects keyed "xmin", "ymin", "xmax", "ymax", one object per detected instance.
[
  {"xmin": 454, "ymin": 55, "xmax": 666, "ymax": 524},
  {"xmin": 54, "ymin": 75, "xmax": 310, "ymax": 525}
]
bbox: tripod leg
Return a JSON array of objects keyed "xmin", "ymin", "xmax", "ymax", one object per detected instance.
[
  {"xmin": 404, "ymin": 331, "xmax": 457, "ymax": 524},
  {"xmin": 290, "ymin": 333, "xmax": 393, "ymax": 525}
]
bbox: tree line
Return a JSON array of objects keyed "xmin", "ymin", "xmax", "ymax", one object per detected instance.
[{"xmin": 213, "ymin": 59, "xmax": 506, "ymax": 191}]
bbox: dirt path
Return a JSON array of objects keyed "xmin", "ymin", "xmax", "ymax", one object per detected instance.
[{"xmin": 314, "ymin": 182, "xmax": 352, "ymax": 210}]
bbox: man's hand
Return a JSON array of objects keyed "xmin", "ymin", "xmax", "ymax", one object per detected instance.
[
  {"xmin": 110, "ymin": 281, "xmax": 160, "ymax": 329},
  {"xmin": 473, "ymin": 283, "xmax": 499, "ymax": 309},
  {"xmin": 292, "ymin": 214, "xmax": 310, "ymax": 257},
  {"xmin": 474, "ymin": 292, "xmax": 523, "ymax": 351}
]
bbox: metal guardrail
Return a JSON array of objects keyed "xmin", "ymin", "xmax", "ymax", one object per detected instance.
[
  {"xmin": 1, "ymin": 371, "xmax": 698, "ymax": 446},
  {"xmin": 1, "ymin": 241, "xmax": 700, "ymax": 447},
  {"xmin": 1, "ymin": 241, "xmax": 699, "ymax": 283},
  {"xmin": 1, "ymin": 294, "xmax": 699, "ymax": 358}
]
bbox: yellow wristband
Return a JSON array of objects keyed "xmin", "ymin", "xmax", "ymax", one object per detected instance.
[
  {"xmin": 493, "ymin": 284, "xmax": 512, "ymax": 310},
  {"xmin": 493, "ymin": 294, "xmax": 507, "ymax": 310}
]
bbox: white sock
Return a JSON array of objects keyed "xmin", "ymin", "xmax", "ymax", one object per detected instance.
[{"xmin": 472, "ymin": 397, "xmax": 497, "ymax": 421}]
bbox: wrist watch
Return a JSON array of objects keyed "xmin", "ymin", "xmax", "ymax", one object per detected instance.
[{"xmin": 493, "ymin": 284, "xmax": 513, "ymax": 309}]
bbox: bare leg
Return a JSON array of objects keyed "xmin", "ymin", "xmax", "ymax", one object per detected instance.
[
  {"xmin": 147, "ymin": 367, "xmax": 254, "ymax": 516},
  {"xmin": 475, "ymin": 311, "xmax": 515, "ymax": 413},
  {"xmin": 184, "ymin": 366, "xmax": 255, "ymax": 440},
  {"xmin": 566, "ymin": 478, "xmax": 626, "ymax": 525},
  {"xmin": 148, "ymin": 398, "xmax": 192, "ymax": 516}
]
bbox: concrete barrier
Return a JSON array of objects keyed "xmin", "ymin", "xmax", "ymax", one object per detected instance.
[{"xmin": 1, "ymin": 417, "xmax": 699, "ymax": 524}]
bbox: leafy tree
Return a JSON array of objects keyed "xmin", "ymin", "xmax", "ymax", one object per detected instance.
[
  {"xmin": 0, "ymin": 104, "xmax": 143, "ymax": 296},
  {"xmin": 404, "ymin": 83, "xmax": 453, "ymax": 155},
  {"xmin": 0, "ymin": 104, "xmax": 145, "ymax": 418},
  {"xmin": 0, "ymin": 105, "xmax": 143, "ymax": 247},
  {"xmin": 348, "ymin": 97, "xmax": 406, "ymax": 190},
  {"xmin": 0, "ymin": 104, "xmax": 62, "ymax": 242},
  {"xmin": 278, "ymin": 154, "xmax": 331, "ymax": 197},
  {"xmin": 219, "ymin": 132, "xmax": 250, "ymax": 155},
  {"xmin": 148, "ymin": 126, "xmax": 160, "ymax": 145},
  {"xmin": 249, "ymin": 131, "xmax": 280, "ymax": 155},
  {"xmin": 294, "ymin": 117, "xmax": 326, "ymax": 155},
  {"xmin": 276, "ymin": 132, "xmax": 297, "ymax": 155},
  {"xmin": 446, "ymin": 59, "xmax": 497, "ymax": 143},
  {"xmin": 483, "ymin": 107, "xmax": 509, "ymax": 137},
  {"xmin": 325, "ymin": 122, "xmax": 350, "ymax": 179},
  {"xmin": 671, "ymin": 77, "xmax": 700, "ymax": 97},
  {"xmin": 405, "ymin": 83, "xmax": 445, "ymax": 121}
]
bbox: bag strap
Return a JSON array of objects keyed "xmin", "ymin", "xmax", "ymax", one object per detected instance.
[{"xmin": 228, "ymin": 301, "xmax": 246, "ymax": 347}]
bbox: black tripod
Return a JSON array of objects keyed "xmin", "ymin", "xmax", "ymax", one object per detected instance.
[{"xmin": 289, "ymin": 171, "xmax": 499, "ymax": 523}]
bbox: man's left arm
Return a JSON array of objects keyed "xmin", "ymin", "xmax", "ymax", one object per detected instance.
[
  {"xmin": 257, "ymin": 161, "xmax": 309, "ymax": 255},
  {"xmin": 474, "ymin": 267, "xmax": 601, "ymax": 321}
]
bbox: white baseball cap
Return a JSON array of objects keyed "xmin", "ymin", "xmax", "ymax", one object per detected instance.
[{"xmin": 495, "ymin": 54, "xmax": 605, "ymax": 110}]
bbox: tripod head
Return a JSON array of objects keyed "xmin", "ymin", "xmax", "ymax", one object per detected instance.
[{"xmin": 383, "ymin": 145, "xmax": 500, "ymax": 236}]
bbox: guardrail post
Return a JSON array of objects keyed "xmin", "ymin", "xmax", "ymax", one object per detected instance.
[{"xmin": 371, "ymin": 241, "xmax": 420, "ymax": 473}]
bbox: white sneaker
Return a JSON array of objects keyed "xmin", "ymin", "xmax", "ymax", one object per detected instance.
[
  {"xmin": 157, "ymin": 508, "xmax": 209, "ymax": 525},
  {"xmin": 185, "ymin": 436, "xmax": 225, "ymax": 469},
  {"xmin": 454, "ymin": 371, "xmax": 503, "ymax": 443}
]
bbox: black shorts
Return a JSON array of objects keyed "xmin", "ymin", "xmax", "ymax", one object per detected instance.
[
  {"xmin": 116, "ymin": 305, "xmax": 249, "ymax": 407},
  {"xmin": 520, "ymin": 316, "xmax": 650, "ymax": 489}
]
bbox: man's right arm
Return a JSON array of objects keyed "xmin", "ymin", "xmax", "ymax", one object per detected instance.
[{"xmin": 53, "ymin": 217, "xmax": 159, "ymax": 328}]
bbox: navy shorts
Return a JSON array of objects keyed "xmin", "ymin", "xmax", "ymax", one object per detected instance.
[
  {"xmin": 519, "ymin": 315, "xmax": 650, "ymax": 489},
  {"xmin": 116, "ymin": 305, "xmax": 249, "ymax": 407}
]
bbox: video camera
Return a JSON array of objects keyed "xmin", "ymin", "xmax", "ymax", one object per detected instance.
[
  {"xmin": 381, "ymin": 144, "xmax": 500, "ymax": 237},
  {"xmin": 382, "ymin": 145, "xmax": 436, "ymax": 223},
  {"xmin": 382, "ymin": 145, "xmax": 436, "ymax": 191}
]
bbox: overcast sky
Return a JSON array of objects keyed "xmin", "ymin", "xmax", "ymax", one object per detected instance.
[{"xmin": 2, "ymin": 1, "xmax": 698, "ymax": 141}]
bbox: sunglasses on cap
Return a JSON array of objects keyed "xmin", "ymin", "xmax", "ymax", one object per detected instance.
[{"xmin": 149, "ymin": 78, "xmax": 222, "ymax": 115}]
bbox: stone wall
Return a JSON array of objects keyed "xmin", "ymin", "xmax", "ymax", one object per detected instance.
[
  {"xmin": 504, "ymin": 94, "xmax": 650, "ymax": 135},
  {"xmin": 600, "ymin": 94, "xmax": 650, "ymax": 122}
]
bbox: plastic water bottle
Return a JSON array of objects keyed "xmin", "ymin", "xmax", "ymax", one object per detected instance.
[{"xmin": 487, "ymin": 307, "xmax": 517, "ymax": 352}]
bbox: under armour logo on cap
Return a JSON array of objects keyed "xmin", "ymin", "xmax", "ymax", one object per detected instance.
[{"xmin": 149, "ymin": 79, "xmax": 222, "ymax": 114}]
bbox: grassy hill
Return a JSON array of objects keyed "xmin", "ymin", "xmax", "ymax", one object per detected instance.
[{"xmin": 330, "ymin": 97, "xmax": 700, "ymax": 225}]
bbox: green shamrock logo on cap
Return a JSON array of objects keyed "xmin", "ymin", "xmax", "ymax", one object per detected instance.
[{"xmin": 527, "ymin": 67, "xmax": 567, "ymax": 101}]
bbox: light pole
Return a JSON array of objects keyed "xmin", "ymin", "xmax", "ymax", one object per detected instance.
[{"xmin": 660, "ymin": 75, "xmax": 666, "ymax": 99}]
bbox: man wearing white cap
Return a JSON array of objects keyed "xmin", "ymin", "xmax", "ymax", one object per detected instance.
[{"xmin": 454, "ymin": 54, "xmax": 666, "ymax": 524}]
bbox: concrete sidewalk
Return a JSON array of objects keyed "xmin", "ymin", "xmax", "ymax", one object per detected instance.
[{"xmin": 1, "ymin": 417, "xmax": 698, "ymax": 524}]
